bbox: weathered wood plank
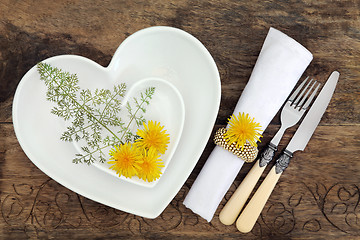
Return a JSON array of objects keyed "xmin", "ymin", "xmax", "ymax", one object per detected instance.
[
  {"xmin": 1, "ymin": 1, "xmax": 359, "ymax": 124},
  {"xmin": 0, "ymin": 123, "xmax": 359, "ymax": 239}
]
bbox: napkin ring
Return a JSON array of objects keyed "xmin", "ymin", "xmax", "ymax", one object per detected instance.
[{"xmin": 214, "ymin": 128, "xmax": 258, "ymax": 163}]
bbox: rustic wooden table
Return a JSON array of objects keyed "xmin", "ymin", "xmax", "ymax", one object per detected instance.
[{"xmin": 0, "ymin": 1, "xmax": 359, "ymax": 239}]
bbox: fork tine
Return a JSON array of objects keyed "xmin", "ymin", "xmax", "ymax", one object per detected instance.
[
  {"xmin": 301, "ymin": 82, "xmax": 321, "ymax": 110},
  {"xmin": 293, "ymin": 78, "xmax": 313, "ymax": 106},
  {"xmin": 289, "ymin": 77, "xmax": 308, "ymax": 102},
  {"xmin": 297, "ymin": 80, "xmax": 318, "ymax": 108}
]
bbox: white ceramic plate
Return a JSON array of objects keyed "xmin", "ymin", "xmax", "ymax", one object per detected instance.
[
  {"xmin": 12, "ymin": 26, "xmax": 221, "ymax": 218},
  {"xmin": 89, "ymin": 77, "xmax": 186, "ymax": 188}
]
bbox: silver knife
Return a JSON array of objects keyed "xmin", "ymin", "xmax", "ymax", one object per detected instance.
[{"xmin": 236, "ymin": 71, "xmax": 340, "ymax": 233}]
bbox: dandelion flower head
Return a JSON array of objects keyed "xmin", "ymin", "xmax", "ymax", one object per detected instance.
[
  {"xmin": 108, "ymin": 143, "xmax": 142, "ymax": 178},
  {"xmin": 137, "ymin": 148, "xmax": 164, "ymax": 182},
  {"xmin": 135, "ymin": 120, "xmax": 170, "ymax": 154},
  {"xmin": 224, "ymin": 112, "xmax": 262, "ymax": 149}
]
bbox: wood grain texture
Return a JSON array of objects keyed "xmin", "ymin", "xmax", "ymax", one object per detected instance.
[{"xmin": 0, "ymin": 0, "xmax": 359, "ymax": 239}]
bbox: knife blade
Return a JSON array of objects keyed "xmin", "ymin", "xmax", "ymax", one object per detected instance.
[
  {"xmin": 286, "ymin": 71, "xmax": 339, "ymax": 153},
  {"xmin": 273, "ymin": 70, "xmax": 339, "ymax": 174},
  {"xmin": 236, "ymin": 71, "xmax": 339, "ymax": 233}
]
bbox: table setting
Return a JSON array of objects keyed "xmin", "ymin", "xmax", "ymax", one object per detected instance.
[{"xmin": 0, "ymin": 1, "xmax": 359, "ymax": 239}]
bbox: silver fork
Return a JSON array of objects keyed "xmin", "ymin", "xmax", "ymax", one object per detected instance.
[{"xmin": 219, "ymin": 77, "xmax": 321, "ymax": 225}]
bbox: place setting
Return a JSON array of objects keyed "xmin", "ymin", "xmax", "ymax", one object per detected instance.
[
  {"xmin": 184, "ymin": 27, "xmax": 339, "ymax": 232},
  {"xmin": 12, "ymin": 25, "xmax": 339, "ymax": 233}
]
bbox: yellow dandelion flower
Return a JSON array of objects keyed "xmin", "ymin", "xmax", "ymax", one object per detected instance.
[
  {"xmin": 135, "ymin": 120, "xmax": 170, "ymax": 154},
  {"xmin": 137, "ymin": 148, "xmax": 165, "ymax": 182},
  {"xmin": 224, "ymin": 112, "xmax": 262, "ymax": 149},
  {"xmin": 108, "ymin": 143, "xmax": 142, "ymax": 178}
]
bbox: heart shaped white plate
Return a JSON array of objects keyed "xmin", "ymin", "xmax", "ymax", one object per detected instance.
[
  {"xmin": 12, "ymin": 26, "xmax": 221, "ymax": 218},
  {"xmin": 87, "ymin": 77, "xmax": 185, "ymax": 188}
]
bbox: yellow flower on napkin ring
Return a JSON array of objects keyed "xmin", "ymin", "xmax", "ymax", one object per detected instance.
[{"xmin": 214, "ymin": 112, "xmax": 262, "ymax": 163}]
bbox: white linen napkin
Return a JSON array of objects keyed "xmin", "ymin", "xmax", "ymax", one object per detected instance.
[{"xmin": 183, "ymin": 27, "xmax": 313, "ymax": 222}]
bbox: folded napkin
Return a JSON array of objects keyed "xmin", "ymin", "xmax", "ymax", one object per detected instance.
[{"xmin": 183, "ymin": 27, "xmax": 313, "ymax": 222}]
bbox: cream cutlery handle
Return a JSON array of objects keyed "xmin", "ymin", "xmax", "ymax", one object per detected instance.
[
  {"xmin": 219, "ymin": 160, "xmax": 266, "ymax": 225},
  {"xmin": 236, "ymin": 166, "xmax": 282, "ymax": 233},
  {"xmin": 236, "ymin": 150, "xmax": 293, "ymax": 232},
  {"xmin": 219, "ymin": 144, "xmax": 277, "ymax": 225}
]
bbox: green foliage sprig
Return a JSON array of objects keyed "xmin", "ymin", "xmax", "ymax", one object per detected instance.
[{"xmin": 37, "ymin": 62, "xmax": 155, "ymax": 165}]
